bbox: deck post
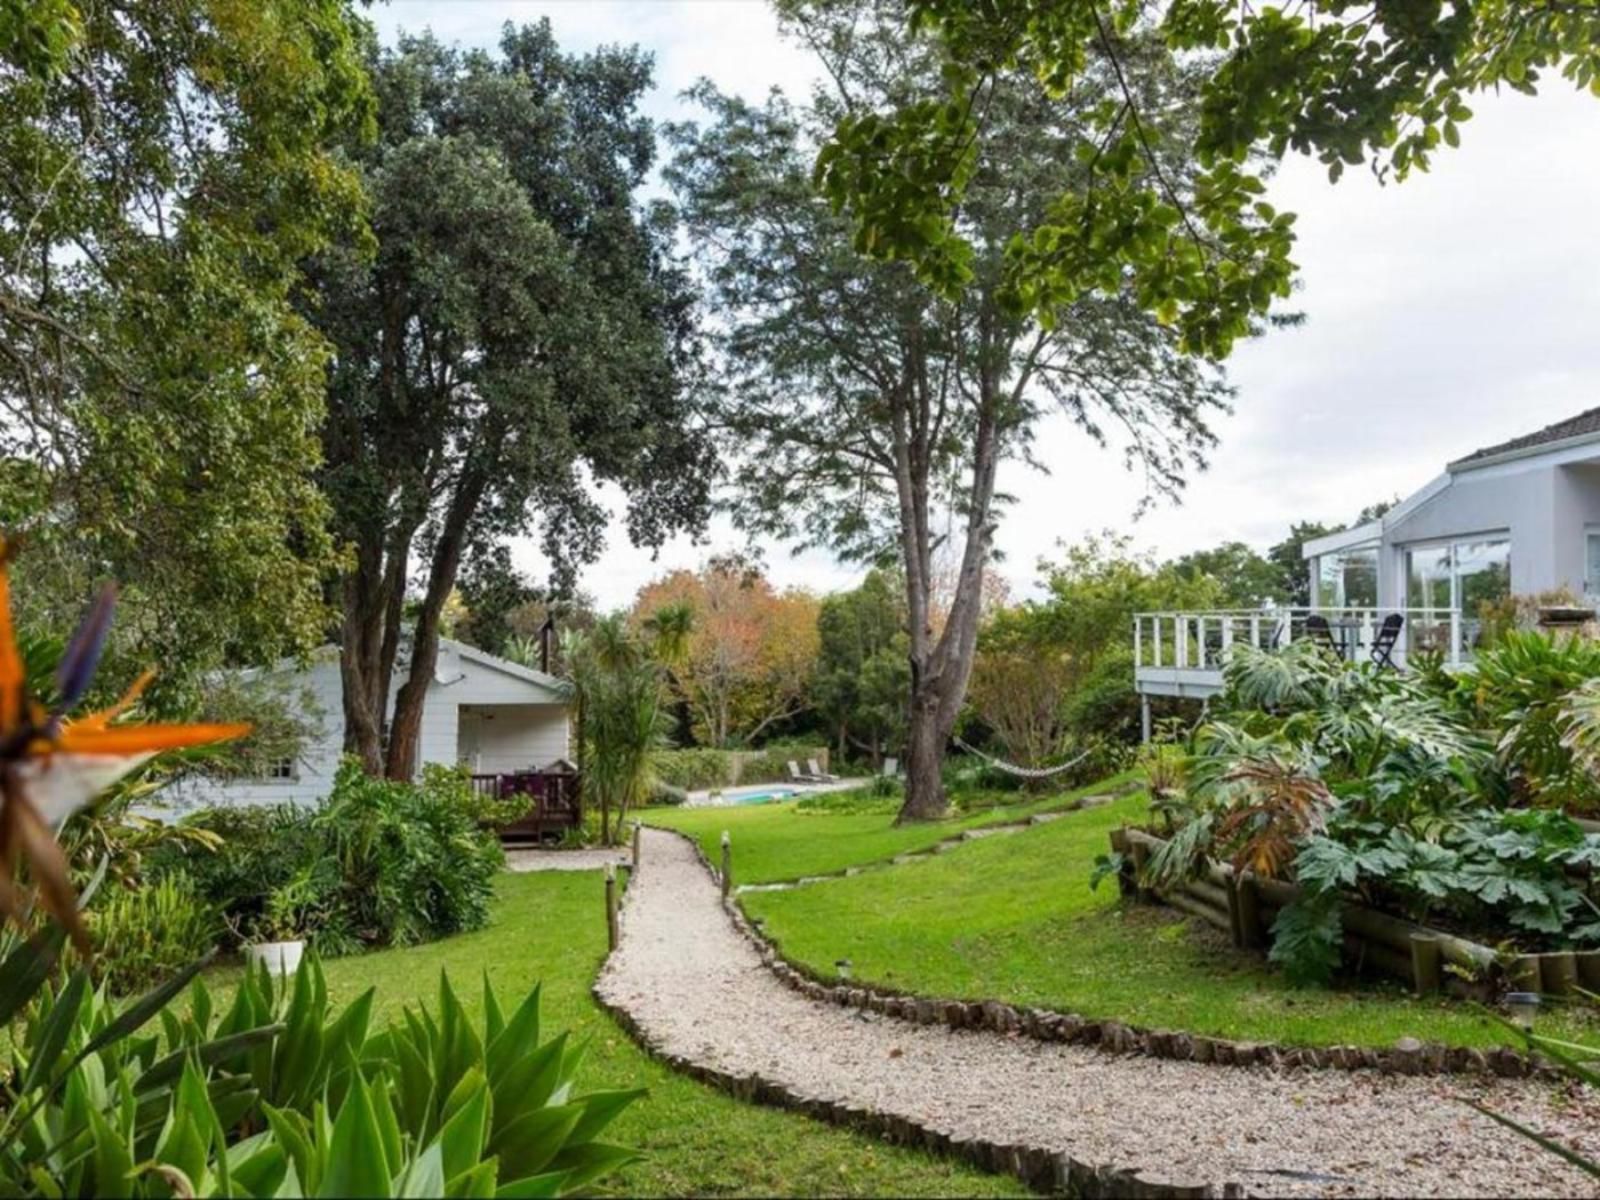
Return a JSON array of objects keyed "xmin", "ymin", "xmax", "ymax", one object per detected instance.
[{"xmin": 1140, "ymin": 695, "xmax": 1152, "ymax": 745}]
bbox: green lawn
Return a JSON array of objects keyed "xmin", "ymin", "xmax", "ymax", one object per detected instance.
[
  {"xmin": 738, "ymin": 788, "xmax": 1600, "ymax": 1051},
  {"xmin": 243, "ymin": 870, "xmax": 1021, "ymax": 1199},
  {"xmin": 645, "ymin": 775, "xmax": 1132, "ymax": 885}
]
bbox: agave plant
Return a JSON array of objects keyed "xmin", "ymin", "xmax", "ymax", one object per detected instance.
[{"xmin": 0, "ymin": 941, "xmax": 642, "ymax": 1197}]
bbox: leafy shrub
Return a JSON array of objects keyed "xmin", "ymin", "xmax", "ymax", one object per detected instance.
[
  {"xmin": 654, "ymin": 747, "xmax": 731, "ymax": 790},
  {"xmin": 146, "ymin": 803, "xmax": 337, "ymax": 948},
  {"xmin": 1468, "ymin": 630, "xmax": 1600, "ymax": 812},
  {"xmin": 738, "ymin": 742, "xmax": 830, "ymax": 785},
  {"xmin": 152, "ymin": 760, "xmax": 503, "ymax": 956},
  {"xmin": 86, "ymin": 876, "xmax": 219, "ymax": 995},
  {"xmin": 0, "ymin": 939, "xmax": 640, "ymax": 1198},
  {"xmin": 654, "ymin": 744, "xmax": 831, "ymax": 790},
  {"xmin": 1127, "ymin": 638, "xmax": 1600, "ymax": 985},
  {"xmin": 316, "ymin": 762, "xmax": 504, "ymax": 947}
]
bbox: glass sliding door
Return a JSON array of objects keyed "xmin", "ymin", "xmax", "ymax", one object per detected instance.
[
  {"xmin": 1314, "ymin": 544, "xmax": 1379, "ymax": 609},
  {"xmin": 1402, "ymin": 536, "xmax": 1511, "ymax": 655}
]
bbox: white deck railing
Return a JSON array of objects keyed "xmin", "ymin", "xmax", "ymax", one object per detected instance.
[{"xmin": 1133, "ymin": 607, "xmax": 1470, "ymax": 676}]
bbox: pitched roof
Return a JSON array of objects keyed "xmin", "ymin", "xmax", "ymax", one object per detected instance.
[{"xmin": 1453, "ymin": 406, "xmax": 1600, "ymax": 468}]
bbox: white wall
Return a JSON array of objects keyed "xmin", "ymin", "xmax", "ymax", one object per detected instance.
[
  {"xmin": 456, "ymin": 705, "xmax": 569, "ymax": 774},
  {"xmin": 1379, "ymin": 457, "xmax": 1600, "ymax": 602},
  {"xmin": 157, "ymin": 640, "xmax": 570, "ymax": 816},
  {"xmin": 161, "ymin": 653, "xmax": 346, "ymax": 815}
]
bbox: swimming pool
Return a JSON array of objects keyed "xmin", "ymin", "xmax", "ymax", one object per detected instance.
[{"xmin": 729, "ymin": 787, "xmax": 798, "ymax": 806}]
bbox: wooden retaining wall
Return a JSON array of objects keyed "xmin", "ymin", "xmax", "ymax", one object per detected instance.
[{"xmin": 1113, "ymin": 827, "xmax": 1600, "ymax": 998}]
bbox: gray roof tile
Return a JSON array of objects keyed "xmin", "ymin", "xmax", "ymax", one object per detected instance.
[{"xmin": 1455, "ymin": 406, "xmax": 1600, "ymax": 466}]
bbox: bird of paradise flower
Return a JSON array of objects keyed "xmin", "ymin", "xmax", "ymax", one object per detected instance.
[{"xmin": 0, "ymin": 540, "xmax": 249, "ymax": 952}]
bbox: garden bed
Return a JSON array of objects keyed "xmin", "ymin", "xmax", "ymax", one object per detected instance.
[{"xmin": 1111, "ymin": 827, "xmax": 1600, "ymax": 998}]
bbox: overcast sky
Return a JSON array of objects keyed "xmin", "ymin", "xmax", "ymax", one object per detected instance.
[{"xmin": 373, "ymin": 0, "xmax": 1600, "ymax": 610}]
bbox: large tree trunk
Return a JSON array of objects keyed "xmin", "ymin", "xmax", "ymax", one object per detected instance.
[
  {"xmin": 893, "ymin": 316, "xmax": 1012, "ymax": 824},
  {"xmin": 902, "ymin": 673, "xmax": 950, "ymax": 818},
  {"xmin": 340, "ymin": 537, "xmax": 387, "ymax": 774},
  {"xmin": 384, "ymin": 469, "xmax": 486, "ymax": 780}
]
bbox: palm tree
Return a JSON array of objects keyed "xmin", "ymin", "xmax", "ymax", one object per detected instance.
[
  {"xmin": 640, "ymin": 599, "xmax": 695, "ymax": 746},
  {"xmin": 565, "ymin": 616, "xmax": 667, "ymax": 845}
]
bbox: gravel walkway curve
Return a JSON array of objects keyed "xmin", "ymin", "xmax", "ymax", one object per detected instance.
[
  {"xmin": 596, "ymin": 827, "xmax": 1600, "ymax": 1198},
  {"xmin": 505, "ymin": 846, "xmax": 629, "ymax": 873}
]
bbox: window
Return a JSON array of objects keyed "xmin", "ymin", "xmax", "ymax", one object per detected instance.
[
  {"xmin": 262, "ymin": 756, "xmax": 295, "ymax": 781},
  {"xmin": 1403, "ymin": 536, "xmax": 1511, "ymax": 653},
  {"xmin": 1315, "ymin": 545, "xmax": 1379, "ymax": 609}
]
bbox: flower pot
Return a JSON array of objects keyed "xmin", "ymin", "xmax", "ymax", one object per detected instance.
[{"xmin": 245, "ymin": 939, "xmax": 305, "ymax": 976}]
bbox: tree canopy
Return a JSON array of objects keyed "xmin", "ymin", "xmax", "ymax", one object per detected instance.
[
  {"xmin": 813, "ymin": 570, "xmax": 910, "ymax": 765},
  {"xmin": 632, "ymin": 557, "xmax": 820, "ymax": 749},
  {"xmin": 669, "ymin": 1, "xmax": 1231, "ymax": 818},
  {"xmin": 311, "ymin": 23, "xmax": 715, "ymax": 776},
  {"xmin": 813, "ymin": 0, "xmax": 1600, "ymax": 356},
  {"xmin": 0, "ymin": 0, "xmax": 373, "ymax": 700}
]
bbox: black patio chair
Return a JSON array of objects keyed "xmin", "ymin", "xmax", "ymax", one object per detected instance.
[
  {"xmin": 1303, "ymin": 613, "xmax": 1342, "ymax": 658},
  {"xmin": 1369, "ymin": 613, "xmax": 1404, "ymax": 670}
]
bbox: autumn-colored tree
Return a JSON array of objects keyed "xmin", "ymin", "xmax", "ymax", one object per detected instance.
[{"xmin": 632, "ymin": 558, "xmax": 820, "ymax": 747}]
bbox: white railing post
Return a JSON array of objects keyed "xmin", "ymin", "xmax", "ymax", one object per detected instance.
[
  {"xmin": 1152, "ymin": 617, "xmax": 1162, "ymax": 667},
  {"xmin": 1250, "ymin": 614, "xmax": 1261, "ymax": 652},
  {"xmin": 1176, "ymin": 617, "xmax": 1189, "ymax": 669},
  {"xmin": 1449, "ymin": 610, "xmax": 1463, "ymax": 667},
  {"xmin": 1221, "ymin": 616, "xmax": 1234, "ymax": 664},
  {"xmin": 1134, "ymin": 616, "xmax": 1143, "ymax": 667},
  {"xmin": 1196, "ymin": 616, "xmax": 1206, "ymax": 667}
]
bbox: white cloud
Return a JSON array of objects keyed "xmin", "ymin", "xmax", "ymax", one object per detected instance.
[{"xmin": 373, "ymin": 2, "xmax": 1600, "ymax": 608}]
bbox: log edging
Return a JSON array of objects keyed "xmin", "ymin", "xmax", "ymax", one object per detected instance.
[{"xmin": 663, "ymin": 826, "xmax": 1552, "ymax": 1081}]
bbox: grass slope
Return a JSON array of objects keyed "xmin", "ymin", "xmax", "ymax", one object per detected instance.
[
  {"xmin": 290, "ymin": 870, "xmax": 1021, "ymax": 1198},
  {"xmin": 645, "ymin": 775, "xmax": 1132, "ymax": 884},
  {"xmin": 741, "ymin": 789, "xmax": 1600, "ymax": 1051}
]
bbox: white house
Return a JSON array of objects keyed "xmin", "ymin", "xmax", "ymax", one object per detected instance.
[
  {"xmin": 1303, "ymin": 408, "xmax": 1600, "ymax": 624},
  {"xmin": 166, "ymin": 637, "xmax": 573, "ymax": 813},
  {"xmin": 1132, "ymin": 406, "xmax": 1600, "ymax": 729}
]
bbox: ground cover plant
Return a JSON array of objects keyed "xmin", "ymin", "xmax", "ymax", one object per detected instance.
[
  {"xmin": 646, "ymin": 772, "xmax": 1134, "ymax": 884},
  {"xmin": 739, "ymin": 788, "xmax": 1600, "ymax": 1050}
]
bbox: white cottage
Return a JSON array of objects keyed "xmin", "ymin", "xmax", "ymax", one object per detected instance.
[{"xmin": 166, "ymin": 637, "xmax": 572, "ymax": 814}]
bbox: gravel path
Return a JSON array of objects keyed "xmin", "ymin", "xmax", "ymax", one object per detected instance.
[
  {"xmin": 505, "ymin": 846, "xmax": 629, "ymax": 873},
  {"xmin": 597, "ymin": 827, "xmax": 1600, "ymax": 1198}
]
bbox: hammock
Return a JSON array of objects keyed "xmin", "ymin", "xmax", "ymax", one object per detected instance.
[{"xmin": 951, "ymin": 736, "xmax": 1093, "ymax": 780}]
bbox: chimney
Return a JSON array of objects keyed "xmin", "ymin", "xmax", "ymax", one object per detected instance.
[{"xmin": 539, "ymin": 614, "xmax": 556, "ymax": 674}]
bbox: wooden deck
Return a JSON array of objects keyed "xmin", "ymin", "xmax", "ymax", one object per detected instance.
[{"xmin": 472, "ymin": 770, "xmax": 582, "ymax": 843}]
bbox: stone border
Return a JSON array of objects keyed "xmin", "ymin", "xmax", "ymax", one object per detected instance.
[
  {"xmin": 664, "ymin": 827, "xmax": 1552, "ymax": 1082},
  {"xmin": 593, "ymin": 825, "xmax": 1242, "ymax": 1199},
  {"xmin": 733, "ymin": 782, "xmax": 1144, "ymax": 894}
]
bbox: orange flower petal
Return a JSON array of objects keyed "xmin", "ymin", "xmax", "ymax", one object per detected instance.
[
  {"xmin": 54, "ymin": 722, "xmax": 252, "ymax": 756},
  {"xmin": 0, "ymin": 564, "xmax": 21, "ymax": 732},
  {"xmin": 72, "ymin": 666, "xmax": 158, "ymax": 733}
]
